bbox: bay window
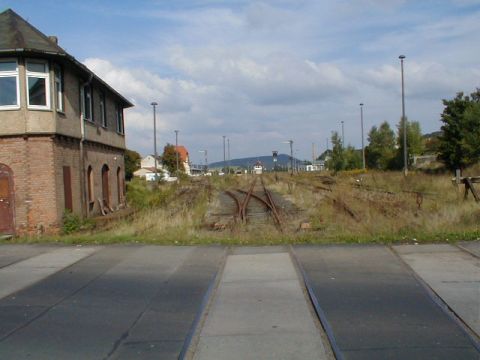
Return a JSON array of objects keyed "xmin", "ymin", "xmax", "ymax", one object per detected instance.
[
  {"xmin": 26, "ymin": 60, "xmax": 50, "ymax": 109},
  {"xmin": 0, "ymin": 59, "xmax": 19, "ymax": 109}
]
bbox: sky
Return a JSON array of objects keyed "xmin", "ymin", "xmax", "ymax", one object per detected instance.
[{"xmin": 2, "ymin": 0, "xmax": 480, "ymax": 163}]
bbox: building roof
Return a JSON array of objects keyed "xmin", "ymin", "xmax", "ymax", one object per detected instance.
[
  {"xmin": 0, "ymin": 9, "xmax": 133, "ymax": 108},
  {"xmin": 175, "ymin": 146, "xmax": 189, "ymax": 162},
  {"xmin": 0, "ymin": 9, "xmax": 66, "ymax": 54}
]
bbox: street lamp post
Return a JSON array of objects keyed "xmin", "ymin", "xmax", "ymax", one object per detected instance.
[
  {"xmin": 199, "ymin": 150, "xmax": 208, "ymax": 174},
  {"xmin": 227, "ymin": 138, "xmax": 230, "ymax": 174},
  {"xmin": 174, "ymin": 130, "xmax": 179, "ymax": 177},
  {"xmin": 399, "ymin": 55, "xmax": 407, "ymax": 176},
  {"xmin": 360, "ymin": 103, "xmax": 365, "ymax": 170},
  {"xmin": 222, "ymin": 135, "xmax": 226, "ymax": 174},
  {"xmin": 283, "ymin": 140, "xmax": 294, "ymax": 175},
  {"xmin": 150, "ymin": 102, "xmax": 158, "ymax": 182}
]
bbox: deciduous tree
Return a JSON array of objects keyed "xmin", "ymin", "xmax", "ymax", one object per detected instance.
[
  {"xmin": 438, "ymin": 89, "xmax": 480, "ymax": 171},
  {"xmin": 124, "ymin": 149, "xmax": 141, "ymax": 180},
  {"xmin": 365, "ymin": 122, "xmax": 396, "ymax": 170}
]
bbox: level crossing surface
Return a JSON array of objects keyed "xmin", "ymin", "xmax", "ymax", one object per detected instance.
[
  {"xmin": 0, "ymin": 244, "xmax": 479, "ymax": 359},
  {"xmin": 293, "ymin": 245, "xmax": 480, "ymax": 360}
]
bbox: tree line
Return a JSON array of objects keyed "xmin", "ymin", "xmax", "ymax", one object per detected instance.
[{"xmin": 326, "ymin": 88, "xmax": 480, "ymax": 173}]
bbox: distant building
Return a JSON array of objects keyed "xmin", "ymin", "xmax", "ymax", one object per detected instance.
[
  {"xmin": 306, "ymin": 160, "xmax": 326, "ymax": 172},
  {"xmin": 175, "ymin": 146, "xmax": 191, "ymax": 175},
  {"xmin": 253, "ymin": 161, "xmax": 263, "ymax": 175},
  {"xmin": 140, "ymin": 155, "xmax": 163, "ymax": 170},
  {"xmin": 0, "ymin": 9, "xmax": 133, "ymax": 236}
]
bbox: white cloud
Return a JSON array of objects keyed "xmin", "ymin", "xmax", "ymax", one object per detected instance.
[{"xmin": 75, "ymin": 0, "xmax": 480, "ymax": 162}]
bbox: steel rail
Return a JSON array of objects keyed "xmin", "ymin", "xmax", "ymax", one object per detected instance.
[
  {"xmin": 239, "ymin": 177, "xmax": 257, "ymax": 221},
  {"xmin": 260, "ymin": 177, "xmax": 283, "ymax": 229},
  {"xmin": 224, "ymin": 190, "xmax": 242, "ymax": 222}
]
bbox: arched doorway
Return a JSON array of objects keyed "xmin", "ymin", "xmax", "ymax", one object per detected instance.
[
  {"xmin": 101, "ymin": 164, "xmax": 110, "ymax": 208},
  {"xmin": 0, "ymin": 164, "xmax": 15, "ymax": 235}
]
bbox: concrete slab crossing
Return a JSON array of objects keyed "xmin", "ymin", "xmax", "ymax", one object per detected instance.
[
  {"xmin": 394, "ymin": 244, "xmax": 480, "ymax": 337},
  {"xmin": 0, "ymin": 246, "xmax": 100, "ymax": 300},
  {"xmin": 293, "ymin": 245, "xmax": 480, "ymax": 360},
  {"xmin": 192, "ymin": 251, "xmax": 329, "ymax": 360},
  {"xmin": 0, "ymin": 246, "xmax": 224, "ymax": 360},
  {"xmin": 1, "ymin": 244, "xmax": 480, "ymax": 359}
]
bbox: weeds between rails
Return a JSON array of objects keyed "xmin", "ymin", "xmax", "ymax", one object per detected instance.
[{"xmin": 224, "ymin": 176, "xmax": 283, "ymax": 231}]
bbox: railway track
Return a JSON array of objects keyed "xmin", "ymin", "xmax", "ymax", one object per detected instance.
[{"xmin": 224, "ymin": 176, "xmax": 283, "ymax": 230}]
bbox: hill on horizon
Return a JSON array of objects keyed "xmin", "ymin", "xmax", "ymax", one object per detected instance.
[{"xmin": 208, "ymin": 154, "xmax": 304, "ymax": 170}]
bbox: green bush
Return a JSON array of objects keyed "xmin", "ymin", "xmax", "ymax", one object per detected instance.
[{"xmin": 126, "ymin": 178, "xmax": 175, "ymax": 210}]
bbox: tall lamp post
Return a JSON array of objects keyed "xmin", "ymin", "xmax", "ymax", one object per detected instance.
[
  {"xmin": 199, "ymin": 150, "xmax": 208, "ymax": 174},
  {"xmin": 283, "ymin": 140, "xmax": 294, "ymax": 175},
  {"xmin": 399, "ymin": 55, "xmax": 407, "ymax": 176},
  {"xmin": 360, "ymin": 103, "xmax": 365, "ymax": 170},
  {"xmin": 227, "ymin": 138, "xmax": 230, "ymax": 174},
  {"xmin": 150, "ymin": 102, "xmax": 158, "ymax": 181},
  {"xmin": 222, "ymin": 135, "xmax": 226, "ymax": 174},
  {"xmin": 174, "ymin": 130, "xmax": 179, "ymax": 176}
]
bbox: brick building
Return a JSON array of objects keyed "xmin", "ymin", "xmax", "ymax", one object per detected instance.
[{"xmin": 0, "ymin": 9, "xmax": 133, "ymax": 236}]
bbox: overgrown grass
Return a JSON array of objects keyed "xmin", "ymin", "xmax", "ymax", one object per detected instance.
[{"xmin": 5, "ymin": 170, "xmax": 480, "ymax": 245}]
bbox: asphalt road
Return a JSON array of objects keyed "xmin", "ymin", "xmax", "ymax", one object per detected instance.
[
  {"xmin": 0, "ymin": 245, "xmax": 224, "ymax": 360},
  {"xmin": 293, "ymin": 245, "xmax": 480, "ymax": 360}
]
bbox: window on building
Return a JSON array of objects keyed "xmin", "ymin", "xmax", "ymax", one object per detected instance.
[
  {"xmin": 101, "ymin": 164, "xmax": 110, "ymax": 208},
  {"xmin": 116, "ymin": 105, "xmax": 124, "ymax": 134},
  {"xmin": 81, "ymin": 84, "xmax": 93, "ymax": 121},
  {"xmin": 63, "ymin": 166, "xmax": 73, "ymax": 211},
  {"xmin": 0, "ymin": 59, "xmax": 20, "ymax": 109},
  {"xmin": 87, "ymin": 166, "xmax": 94, "ymax": 204},
  {"xmin": 26, "ymin": 60, "xmax": 50, "ymax": 109},
  {"xmin": 117, "ymin": 167, "xmax": 122, "ymax": 204},
  {"xmin": 100, "ymin": 93, "xmax": 107, "ymax": 128},
  {"xmin": 54, "ymin": 65, "xmax": 64, "ymax": 112}
]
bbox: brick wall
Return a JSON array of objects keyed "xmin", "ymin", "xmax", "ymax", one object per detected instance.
[
  {"xmin": 0, "ymin": 135, "xmax": 125, "ymax": 236},
  {"xmin": 0, "ymin": 136, "xmax": 58, "ymax": 235}
]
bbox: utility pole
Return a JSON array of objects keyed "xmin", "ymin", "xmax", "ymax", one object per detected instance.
[
  {"xmin": 360, "ymin": 103, "xmax": 365, "ymax": 170},
  {"xmin": 150, "ymin": 102, "xmax": 158, "ymax": 182},
  {"xmin": 399, "ymin": 55, "xmax": 408, "ymax": 176},
  {"xmin": 341, "ymin": 121, "xmax": 345, "ymax": 147}
]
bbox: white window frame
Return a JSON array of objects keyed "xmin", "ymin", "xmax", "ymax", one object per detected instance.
[
  {"xmin": 54, "ymin": 64, "xmax": 64, "ymax": 112},
  {"xmin": 116, "ymin": 104, "xmax": 124, "ymax": 134},
  {"xmin": 0, "ymin": 58, "xmax": 20, "ymax": 110},
  {"xmin": 26, "ymin": 59, "xmax": 51, "ymax": 110},
  {"xmin": 81, "ymin": 84, "xmax": 93, "ymax": 122}
]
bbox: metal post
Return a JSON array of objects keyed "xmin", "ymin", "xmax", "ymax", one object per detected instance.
[
  {"xmin": 399, "ymin": 55, "xmax": 407, "ymax": 176},
  {"xmin": 341, "ymin": 121, "xmax": 345, "ymax": 147},
  {"xmin": 222, "ymin": 135, "xmax": 226, "ymax": 174},
  {"xmin": 360, "ymin": 103, "xmax": 365, "ymax": 170},
  {"xmin": 227, "ymin": 138, "xmax": 230, "ymax": 174},
  {"xmin": 150, "ymin": 102, "xmax": 158, "ymax": 182},
  {"xmin": 289, "ymin": 140, "xmax": 293, "ymax": 175},
  {"xmin": 174, "ymin": 130, "xmax": 179, "ymax": 176}
]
